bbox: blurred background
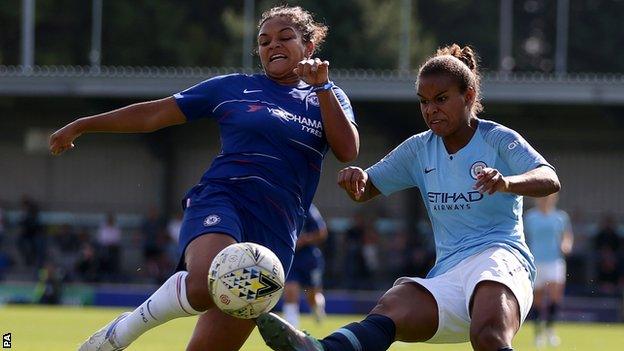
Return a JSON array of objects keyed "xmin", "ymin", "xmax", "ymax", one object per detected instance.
[{"xmin": 0, "ymin": 0, "xmax": 623, "ymax": 324}]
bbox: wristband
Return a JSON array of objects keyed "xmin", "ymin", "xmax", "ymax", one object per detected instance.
[{"xmin": 311, "ymin": 81, "xmax": 335, "ymax": 93}]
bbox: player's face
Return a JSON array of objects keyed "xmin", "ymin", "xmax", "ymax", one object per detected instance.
[
  {"xmin": 417, "ymin": 74, "xmax": 473, "ymax": 137},
  {"xmin": 258, "ymin": 17, "xmax": 310, "ymax": 83}
]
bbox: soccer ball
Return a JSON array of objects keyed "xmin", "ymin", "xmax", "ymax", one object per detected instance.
[{"xmin": 208, "ymin": 242, "xmax": 285, "ymax": 319}]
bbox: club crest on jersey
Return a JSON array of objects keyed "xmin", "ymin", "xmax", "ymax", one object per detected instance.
[
  {"xmin": 306, "ymin": 94, "xmax": 320, "ymax": 107},
  {"xmin": 470, "ymin": 161, "xmax": 487, "ymax": 180},
  {"xmin": 203, "ymin": 215, "xmax": 221, "ymax": 227}
]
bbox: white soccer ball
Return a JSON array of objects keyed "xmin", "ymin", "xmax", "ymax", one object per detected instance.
[{"xmin": 208, "ymin": 242, "xmax": 285, "ymax": 319}]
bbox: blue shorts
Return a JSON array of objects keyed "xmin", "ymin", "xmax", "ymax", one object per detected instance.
[
  {"xmin": 176, "ymin": 180, "xmax": 303, "ymax": 274},
  {"xmin": 286, "ymin": 246, "xmax": 324, "ymax": 288}
]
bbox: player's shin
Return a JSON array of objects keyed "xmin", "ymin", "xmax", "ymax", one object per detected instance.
[
  {"xmin": 321, "ymin": 314, "xmax": 395, "ymax": 351},
  {"xmin": 114, "ymin": 271, "xmax": 204, "ymax": 346}
]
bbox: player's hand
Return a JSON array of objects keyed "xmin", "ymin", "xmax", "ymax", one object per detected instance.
[
  {"xmin": 49, "ymin": 122, "xmax": 81, "ymax": 156},
  {"xmin": 294, "ymin": 58, "xmax": 329, "ymax": 86},
  {"xmin": 338, "ymin": 166, "xmax": 368, "ymax": 200},
  {"xmin": 473, "ymin": 167, "xmax": 509, "ymax": 195}
]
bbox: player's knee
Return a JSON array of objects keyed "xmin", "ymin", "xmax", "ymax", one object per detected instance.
[
  {"xmin": 185, "ymin": 271, "xmax": 213, "ymax": 311},
  {"xmin": 470, "ymin": 325, "xmax": 510, "ymax": 351},
  {"xmin": 370, "ymin": 287, "xmax": 408, "ymax": 323}
]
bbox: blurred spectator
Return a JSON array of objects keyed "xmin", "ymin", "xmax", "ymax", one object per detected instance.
[
  {"xmin": 595, "ymin": 248, "xmax": 621, "ymax": 295},
  {"xmin": 166, "ymin": 211, "xmax": 183, "ymax": 265},
  {"xmin": 17, "ymin": 196, "xmax": 46, "ymax": 268},
  {"xmin": 593, "ymin": 214, "xmax": 623, "ymax": 295},
  {"xmin": 167, "ymin": 211, "xmax": 183, "ymax": 244},
  {"xmin": 362, "ymin": 224, "xmax": 381, "ymax": 276},
  {"xmin": 386, "ymin": 230, "xmax": 409, "ymax": 278},
  {"xmin": 51, "ymin": 224, "xmax": 80, "ymax": 281},
  {"xmin": 141, "ymin": 207, "xmax": 165, "ymax": 261},
  {"xmin": 96, "ymin": 213, "xmax": 122, "ymax": 281},
  {"xmin": 54, "ymin": 224, "xmax": 80, "ymax": 253},
  {"xmin": 74, "ymin": 228, "xmax": 99, "ymax": 282},
  {"xmin": 593, "ymin": 214, "xmax": 621, "ymax": 252},
  {"xmin": 35, "ymin": 261, "xmax": 64, "ymax": 304},
  {"xmin": 140, "ymin": 207, "xmax": 171, "ymax": 283},
  {"xmin": 343, "ymin": 213, "xmax": 370, "ymax": 289}
]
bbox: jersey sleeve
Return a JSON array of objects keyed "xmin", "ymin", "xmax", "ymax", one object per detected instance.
[
  {"xmin": 303, "ymin": 204, "xmax": 326, "ymax": 233},
  {"xmin": 173, "ymin": 75, "xmax": 233, "ymax": 121},
  {"xmin": 366, "ymin": 136, "xmax": 420, "ymax": 196},
  {"xmin": 489, "ymin": 125, "xmax": 553, "ymax": 175},
  {"xmin": 331, "ymin": 86, "xmax": 356, "ymax": 125},
  {"xmin": 560, "ymin": 211, "xmax": 572, "ymax": 232}
]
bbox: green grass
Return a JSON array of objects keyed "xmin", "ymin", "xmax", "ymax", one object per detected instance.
[{"xmin": 1, "ymin": 305, "xmax": 623, "ymax": 350}]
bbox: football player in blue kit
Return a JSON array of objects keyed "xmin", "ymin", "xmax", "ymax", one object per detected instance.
[
  {"xmin": 283, "ymin": 203, "xmax": 328, "ymax": 328},
  {"xmin": 257, "ymin": 44, "xmax": 561, "ymax": 351},
  {"xmin": 524, "ymin": 194, "xmax": 573, "ymax": 347},
  {"xmin": 49, "ymin": 6, "xmax": 358, "ymax": 351}
]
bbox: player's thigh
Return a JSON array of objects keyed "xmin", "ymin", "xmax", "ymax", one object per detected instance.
[
  {"xmin": 186, "ymin": 307, "xmax": 255, "ymax": 351},
  {"xmin": 185, "ymin": 233, "xmax": 238, "ymax": 310},
  {"xmin": 546, "ymin": 281, "xmax": 565, "ymax": 303},
  {"xmin": 370, "ymin": 282, "xmax": 438, "ymax": 342},
  {"xmin": 469, "ymin": 281, "xmax": 520, "ymax": 348}
]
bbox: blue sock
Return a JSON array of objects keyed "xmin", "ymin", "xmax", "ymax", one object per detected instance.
[{"xmin": 321, "ymin": 314, "xmax": 395, "ymax": 351}]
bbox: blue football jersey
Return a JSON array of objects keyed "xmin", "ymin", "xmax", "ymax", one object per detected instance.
[
  {"xmin": 524, "ymin": 208, "xmax": 571, "ymax": 263},
  {"xmin": 174, "ymin": 73, "xmax": 355, "ymax": 236},
  {"xmin": 367, "ymin": 119, "xmax": 553, "ymax": 282}
]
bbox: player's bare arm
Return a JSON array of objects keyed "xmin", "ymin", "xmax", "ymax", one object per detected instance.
[
  {"xmin": 49, "ymin": 97, "xmax": 185, "ymax": 155},
  {"xmin": 474, "ymin": 165, "xmax": 560, "ymax": 197},
  {"xmin": 337, "ymin": 166, "xmax": 381, "ymax": 202},
  {"xmin": 296, "ymin": 58, "xmax": 359, "ymax": 162}
]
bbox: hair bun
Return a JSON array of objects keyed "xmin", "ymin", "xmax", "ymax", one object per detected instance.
[{"xmin": 436, "ymin": 44, "xmax": 477, "ymax": 72}]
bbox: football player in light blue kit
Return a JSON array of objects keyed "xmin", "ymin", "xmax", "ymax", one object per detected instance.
[
  {"xmin": 524, "ymin": 194, "xmax": 573, "ymax": 347},
  {"xmin": 258, "ymin": 44, "xmax": 561, "ymax": 351},
  {"xmin": 49, "ymin": 6, "xmax": 359, "ymax": 351},
  {"xmin": 282, "ymin": 203, "xmax": 328, "ymax": 327}
]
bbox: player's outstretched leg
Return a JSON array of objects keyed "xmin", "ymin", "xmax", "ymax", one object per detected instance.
[
  {"xmin": 77, "ymin": 271, "xmax": 203, "ymax": 350},
  {"xmin": 258, "ymin": 282, "xmax": 439, "ymax": 351},
  {"xmin": 257, "ymin": 313, "xmax": 324, "ymax": 351}
]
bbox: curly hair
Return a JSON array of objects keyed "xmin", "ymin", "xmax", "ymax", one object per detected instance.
[
  {"xmin": 258, "ymin": 6, "xmax": 328, "ymax": 52},
  {"xmin": 418, "ymin": 44, "xmax": 483, "ymax": 114}
]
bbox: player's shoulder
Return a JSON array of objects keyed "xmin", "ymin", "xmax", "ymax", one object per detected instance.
[
  {"xmin": 555, "ymin": 209, "xmax": 571, "ymax": 220},
  {"xmin": 478, "ymin": 118, "xmax": 523, "ymax": 147},
  {"xmin": 404, "ymin": 129, "xmax": 434, "ymax": 152}
]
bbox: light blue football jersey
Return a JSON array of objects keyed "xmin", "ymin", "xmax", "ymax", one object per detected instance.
[
  {"xmin": 367, "ymin": 119, "xmax": 553, "ymax": 282},
  {"xmin": 524, "ymin": 208, "xmax": 571, "ymax": 263}
]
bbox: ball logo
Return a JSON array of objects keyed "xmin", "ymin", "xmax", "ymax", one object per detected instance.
[
  {"xmin": 219, "ymin": 294, "xmax": 231, "ymax": 305},
  {"xmin": 470, "ymin": 161, "xmax": 487, "ymax": 180},
  {"xmin": 203, "ymin": 214, "xmax": 221, "ymax": 227}
]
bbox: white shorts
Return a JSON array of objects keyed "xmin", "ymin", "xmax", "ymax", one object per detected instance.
[
  {"xmin": 394, "ymin": 247, "xmax": 534, "ymax": 344},
  {"xmin": 534, "ymin": 259, "xmax": 566, "ymax": 288}
]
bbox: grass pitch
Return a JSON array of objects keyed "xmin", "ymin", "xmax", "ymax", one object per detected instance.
[{"xmin": 1, "ymin": 305, "xmax": 623, "ymax": 350}]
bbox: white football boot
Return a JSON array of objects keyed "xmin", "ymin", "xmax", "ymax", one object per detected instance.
[{"xmin": 78, "ymin": 312, "xmax": 131, "ymax": 351}]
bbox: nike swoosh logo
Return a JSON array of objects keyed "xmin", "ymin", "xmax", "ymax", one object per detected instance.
[
  {"xmin": 243, "ymin": 89, "xmax": 262, "ymax": 94},
  {"xmin": 424, "ymin": 168, "xmax": 436, "ymax": 174}
]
